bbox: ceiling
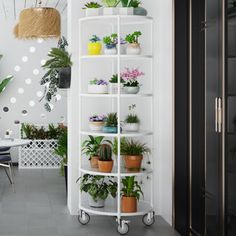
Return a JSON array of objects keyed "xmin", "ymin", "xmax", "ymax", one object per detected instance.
[{"xmin": 0, "ymin": 0, "xmax": 67, "ymax": 20}]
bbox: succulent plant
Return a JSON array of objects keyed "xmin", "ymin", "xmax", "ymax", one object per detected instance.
[
  {"xmin": 105, "ymin": 113, "xmax": 118, "ymax": 127},
  {"xmin": 99, "ymin": 144, "xmax": 113, "ymax": 161},
  {"xmin": 83, "ymin": 1, "xmax": 102, "ymax": 9},
  {"xmin": 102, "ymin": 0, "xmax": 120, "ymax": 7},
  {"xmin": 89, "ymin": 35, "xmax": 101, "ymax": 43}
]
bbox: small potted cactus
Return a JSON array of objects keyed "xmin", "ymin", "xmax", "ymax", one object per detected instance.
[
  {"xmin": 88, "ymin": 79, "xmax": 108, "ymax": 94},
  {"xmin": 98, "ymin": 144, "xmax": 114, "ymax": 172},
  {"xmin": 102, "ymin": 0, "xmax": 120, "ymax": 15},
  {"xmin": 103, "ymin": 33, "xmax": 118, "ymax": 55},
  {"xmin": 102, "ymin": 112, "xmax": 118, "ymax": 133},
  {"xmin": 125, "ymin": 31, "xmax": 142, "ymax": 55},
  {"xmin": 109, "ymin": 74, "xmax": 124, "ymax": 94},
  {"xmin": 83, "ymin": 2, "xmax": 102, "ymax": 17},
  {"xmin": 88, "ymin": 35, "xmax": 102, "ymax": 55}
]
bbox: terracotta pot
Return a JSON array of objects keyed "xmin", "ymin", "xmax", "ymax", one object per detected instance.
[
  {"xmin": 121, "ymin": 196, "xmax": 137, "ymax": 213},
  {"xmin": 123, "ymin": 155, "xmax": 143, "ymax": 172},
  {"xmin": 98, "ymin": 160, "xmax": 113, "ymax": 173},
  {"xmin": 90, "ymin": 156, "xmax": 99, "ymax": 168}
]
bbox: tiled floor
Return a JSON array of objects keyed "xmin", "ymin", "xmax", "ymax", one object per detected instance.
[{"xmin": 0, "ymin": 168, "xmax": 180, "ymax": 236}]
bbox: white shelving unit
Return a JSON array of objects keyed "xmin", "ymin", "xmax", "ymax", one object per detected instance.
[{"xmin": 77, "ymin": 15, "xmax": 154, "ymax": 234}]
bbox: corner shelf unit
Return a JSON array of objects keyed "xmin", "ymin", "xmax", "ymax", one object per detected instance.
[{"xmin": 78, "ymin": 15, "xmax": 154, "ymax": 234}]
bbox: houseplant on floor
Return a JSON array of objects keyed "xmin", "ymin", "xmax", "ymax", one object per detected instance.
[
  {"xmin": 122, "ymin": 138, "xmax": 150, "ymax": 172},
  {"xmin": 83, "ymin": 1, "xmax": 102, "ymax": 16},
  {"xmin": 98, "ymin": 144, "xmax": 114, "ymax": 173},
  {"xmin": 103, "ymin": 33, "xmax": 118, "ymax": 55},
  {"xmin": 125, "ymin": 31, "xmax": 142, "ymax": 55},
  {"xmin": 103, "ymin": 112, "xmax": 118, "ymax": 133},
  {"xmin": 109, "ymin": 74, "xmax": 124, "ymax": 94},
  {"xmin": 102, "ymin": 0, "xmax": 120, "ymax": 15},
  {"xmin": 82, "ymin": 136, "xmax": 112, "ymax": 168},
  {"xmin": 88, "ymin": 79, "xmax": 108, "ymax": 94},
  {"xmin": 121, "ymin": 176, "xmax": 143, "ymax": 213},
  {"xmin": 124, "ymin": 104, "xmax": 140, "ymax": 132},
  {"xmin": 89, "ymin": 115, "xmax": 106, "ymax": 131},
  {"xmin": 88, "ymin": 35, "xmax": 102, "ymax": 55},
  {"xmin": 79, "ymin": 174, "xmax": 117, "ymax": 208},
  {"xmin": 121, "ymin": 68, "xmax": 144, "ymax": 94}
]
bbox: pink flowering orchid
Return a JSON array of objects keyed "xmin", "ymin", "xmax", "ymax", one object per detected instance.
[{"xmin": 121, "ymin": 68, "xmax": 144, "ymax": 81}]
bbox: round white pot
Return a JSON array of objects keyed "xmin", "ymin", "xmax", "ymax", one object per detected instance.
[
  {"xmin": 88, "ymin": 84, "xmax": 108, "ymax": 94},
  {"xmin": 119, "ymin": 7, "xmax": 134, "ymax": 15},
  {"xmin": 124, "ymin": 123, "xmax": 140, "ymax": 132},
  {"xmin": 88, "ymin": 196, "xmax": 105, "ymax": 208},
  {"xmin": 123, "ymin": 86, "xmax": 140, "ymax": 94},
  {"xmin": 89, "ymin": 122, "xmax": 104, "ymax": 131},
  {"xmin": 126, "ymin": 43, "xmax": 141, "ymax": 55},
  {"xmin": 103, "ymin": 7, "xmax": 117, "ymax": 15},
  {"xmin": 104, "ymin": 47, "xmax": 117, "ymax": 55},
  {"xmin": 85, "ymin": 8, "xmax": 101, "ymax": 17},
  {"xmin": 109, "ymin": 83, "xmax": 124, "ymax": 94}
]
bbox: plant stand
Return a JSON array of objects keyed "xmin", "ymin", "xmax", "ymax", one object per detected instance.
[{"xmin": 78, "ymin": 15, "xmax": 154, "ymax": 234}]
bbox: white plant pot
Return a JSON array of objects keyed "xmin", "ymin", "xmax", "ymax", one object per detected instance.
[
  {"xmin": 89, "ymin": 122, "xmax": 104, "ymax": 131},
  {"xmin": 123, "ymin": 86, "xmax": 140, "ymax": 94},
  {"xmin": 124, "ymin": 123, "xmax": 140, "ymax": 132},
  {"xmin": 4, "ymin": 135, "xmax": 11, "ymax": 139},
  {"xmin": 85, "ymin": 8, "xmax": 101, "ymax": 17},
  {"xmin": 109, "ymin": 83, "xmax": 124, "ymax": 94},
  {"xmin": 88, "ymin": 84, "xmax": 108, "ymax": 94},
  {"xmin": 119, "ymin": 7, "xmax": 134, "ymax": 15},
  {"xmin": 88, "ymin": 195, "xmax": 105, "ymax": 208},
  {"xmin": 126, "ymin": 43, "xmax": 141, "ymax": 55},
  {"xmin": 103, "ymin": 7, "xmax": 117, "ymax": 15},
  {"xmin": 104, "ymin": 47, "xmax": 117, "ymax": 55}
]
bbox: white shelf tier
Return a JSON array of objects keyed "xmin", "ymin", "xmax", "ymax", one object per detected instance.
[
  {"xmin": 79, "ymin": 15, "xmax": 153, "ymax": 25},
  {"xmin": 80, "ymin": 166, "xmax": 153, "ymax": 177},
  {"xmin": 80, "ymin": 55, "xmax": 152, "ymax": 60},
  {"xmin": 80, "ymin": 130, "xmax": 153, "ymax": 137},
  {"xmin": 80, "ymin": 200, "xmax": 153, "ymax": 217},
  {"xmin": 80, "ymin": 93, "xmax": 153, "ymax": 98}
]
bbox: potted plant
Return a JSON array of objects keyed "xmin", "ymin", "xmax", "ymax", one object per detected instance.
[
  {"xmin": 82, "ymin": 136, "xmax": 112, "ymax": 168},
  {"xmin": 89, "ymin": 115, "xmax": 106, "ymax": 131},
  {"xmin": 103, "ymin": 112, "xmax": 118, "ymax": 133},
  {"xmin": 124, "ymin": 104, "xmax": 140, "ymax": 132},
  {"xmin": 88, "ymin": 35, "xmax": 102, "ymax": 55},
  {"xmin": 121, "ymin": 68, "xmax": 144, "ymax": 94},
  {"xmin": 88, "ymin": 79, "xmax": 108, "ymax": 94},
  {"xmin": 98, "ymin": 144, "xmax": 114, "ymax": 172},
  {"xmin": 119, "ymin": 0, "xmax": 134, "ymax": 15},
  {"xmin": 79, "ymin": 174, "xmax": 117, "ymax": 208},
  {"xmin": 125, "ymin": 31, "xmax": 142, "ymax": 55},
  {"xmin": 103, "ymin": 33, "xmax": 118, "ymax": 55},
  {"xmin": 131, "ymin": 0, "xmax": 147, "ymax": 16},
  {"xmin": 109, "ymin": 74, "xmax": 124, "ymax": 94},
  {"xmin": 83, "ymin": 2, "xmax": 102, "ymax": 16},
  {"xmin": 102, "ymin": 0, "xmax": 120, "ymax": 15},
  {"xmin": 122, "ymin": 138, "xmax": 150, "ymax": 172},
  {"xmin": 121, "ymin": 176, "xmax": 143, "ymax": 213}
]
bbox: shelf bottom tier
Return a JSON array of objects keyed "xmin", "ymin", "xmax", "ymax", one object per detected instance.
[{"xmin": 80, "ymin": 199, "xmax": 153, "ymax": 217}]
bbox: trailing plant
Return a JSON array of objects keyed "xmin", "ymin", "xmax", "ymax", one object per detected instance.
[
  {"xmin": 103, "ymin": 34, "xmax": 118, "ymax": 48},
  {"xmin": 40, "ymin": 36, "xmax": 72, "ymax": 112},
  {"xmin": 89, "ymin": 79, "xmax": 108, "ymax": 85},
  {"xmin": 121, "ymin": 139, "xmax": 150, "ymax": 156},
  {"xmin": 125, "ymin": 31, "xmax": 142, "ymax": 44},
  {"xmin": 121, "ymin": 176, "xmax": 143, "ymax": 200},
  {"xmin": 78, "ymin": 174, "xmax": 117, "ymax": 202},
  {"xmin": 82, "ymin": 136, "xmax": 112, "ymax": 160},
  {"xmin": 83, "ymin": 1, "xmax": 102, "ymax": 8},
  {"xmin": 121, "ymin": 0, "xmax": 141, "ymax": 7},
  {"xmin": 99, "ymin": 144, "xmax": 113, "ymax": 161},
  {"xmin": 121, "ymin": 68, "xmax": 144, "ymax": 87},
  {"xmin": 125, "ymin": 104, "xmax": 140, "ymax": 123},
  {"xmin": 102, "ymin": 0, "xmax": 120, "ymax": 7},
  {"xmin": 105, "ymin": 112, "xmax": 118, "ymax": 127},
  {"xmin": 109, "ymin": 74, "xmax": 124, "ymax": 84},
  {"xmin": 90, "ymin": 35, "xmax": 101, "ymax": 43}
]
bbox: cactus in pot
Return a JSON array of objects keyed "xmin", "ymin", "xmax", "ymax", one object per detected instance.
[{"xmin": 98, "ymin": 144, "xmax": 114, "ymax": 173}]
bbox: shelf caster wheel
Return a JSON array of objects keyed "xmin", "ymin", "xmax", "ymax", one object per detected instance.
[
  {"xmin": 78, "ymin": 211, "xmax": 90, "ymax": 225},
  {"xmin": 117, "ymin": 221, "xmax": 129, "ymax": 235},
  {"xmin": 142, "ymin": 211, "xmax": 155, "ymax": 226}
]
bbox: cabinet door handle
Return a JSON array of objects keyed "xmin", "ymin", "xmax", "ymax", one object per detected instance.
[
  {"xmin": 218, "ymin": 98, "xmax": 222, "ymax": 133},
  {"xmin": 215, "ymin": 98, "xmax": 218, "ymax": 132}
]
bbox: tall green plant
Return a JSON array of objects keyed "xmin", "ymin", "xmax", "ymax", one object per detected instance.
[{"xmin": 121, "ymin": 0, "xmax": 141, "ymax": 7}]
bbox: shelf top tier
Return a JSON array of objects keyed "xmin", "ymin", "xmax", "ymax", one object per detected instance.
[{"xmin": 79, "ymin": 15, "xmax": 153, "ymax": 25}]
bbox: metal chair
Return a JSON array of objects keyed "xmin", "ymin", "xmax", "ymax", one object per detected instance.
[{"xmin": 0, "ymin": 147, "xmax": 14, "ymax": 187}]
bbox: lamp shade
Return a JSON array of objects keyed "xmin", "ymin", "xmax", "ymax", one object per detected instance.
[{"xmin": 14, "ymin": 7, "xmax": 61, "ymax": 39}]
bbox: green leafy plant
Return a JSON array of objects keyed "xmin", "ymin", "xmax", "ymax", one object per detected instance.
[
  {"xmin": 125, "ymin": 31, "xmax": 142, "ymax": 44},
  {"xmin": 125, "ymin": 104, "xmax": 140, "ymax": 124},
  {"xmin": 105, "ymin": 113, "xmax": 118, "ymax": 127},
  {"xmin": 90, "ymin": 35, "xmax": 101, "ymax": 43},
  {"xmin": 121, "ymin": 139, "xmax": 150, "ymax": 156},
  {"xmin": 102, "ymin": 0, "xmax": 120, "ymax": 7},
  {"xmin": 103, "ymin": 34, "xmax": 118, "ymax": 48},
  {"xmin": 121, "ymin": 0, "xmax": 141, "ymax": 7},
  {"xmin": 40, "ymin": 36, "xmax": 72, "ymax": 112},
  {"xmin": 121, "ymin": 176, "xmax": 143, "ymax": 200},
  {"xmin": 109, "ymin": 74, "xmax": 124, "ymax": 83},
  {"xmin": 112, "ymin": 137, "xmax": 127, "ymax": 156},
  {"xmin": 99, "ymin": 144, "xmax": 113, "ymax": 161},
  {"xmin": 82, "ymin": 136, "xmax": 112, "ymax": 160},
  {"xmin": 83, "ymin": 1, "xmax": 102, "ymax": 8},
  {"xmin": 78, "ymin": 174, "xmax": 117, "ymax": 202}
]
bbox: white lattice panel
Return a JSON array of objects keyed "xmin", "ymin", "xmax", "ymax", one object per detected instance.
[{"xmin": 19, "ymin": 140, "xmax": 61, "ymax": 169}]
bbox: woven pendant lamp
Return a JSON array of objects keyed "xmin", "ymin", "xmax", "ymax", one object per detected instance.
[{"xmin": 14, "ymin": 2, "xmax": 61, "ymax": 39}]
